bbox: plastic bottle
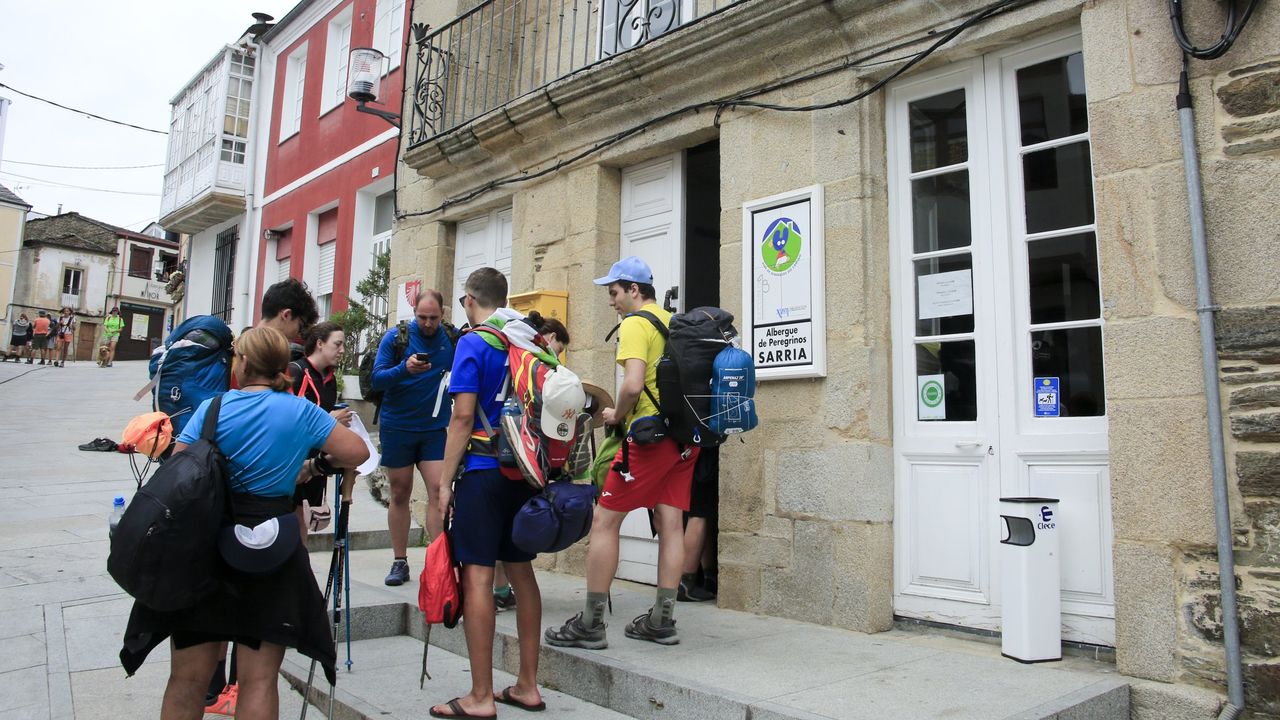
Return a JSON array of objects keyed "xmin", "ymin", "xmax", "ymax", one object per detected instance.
[{"xmin": 109, "ymin": 495, "xmax": 126, "ymax": 538}]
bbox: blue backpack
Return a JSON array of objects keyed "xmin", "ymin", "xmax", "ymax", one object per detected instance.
[
  {"xmin": 135, "ymin": 316, "xmax": 233, "ymax": 436},
  {"xmin": 709, "ymin": 346, "xmax": 758, "ymax": 437}
]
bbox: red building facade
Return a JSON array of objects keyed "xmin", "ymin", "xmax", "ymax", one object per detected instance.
[{"xmin": 253, "ymin": 0, "xmax": 407, "ymax": 320}]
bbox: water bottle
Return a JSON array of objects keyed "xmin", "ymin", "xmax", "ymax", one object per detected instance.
[{"xmin": 109, "ymin": 495, "xmax": 126, "ymax": 538}]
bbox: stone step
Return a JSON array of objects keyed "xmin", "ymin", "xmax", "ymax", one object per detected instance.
[
  {"xmin": 305, "ymin": 553, "xmax": 1129, "ymax": 720},
  {"xmin": 304, "ymin": 526, "xmax": 424, "ymax": 553},
  {"xmin": 279, "ymin": 636, "xmax": 632, "ymax": 719}
]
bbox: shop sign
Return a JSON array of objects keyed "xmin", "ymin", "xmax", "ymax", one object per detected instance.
[{"xmin": 742, "ymin": 185, "xmax": 827, "ymax": 381}]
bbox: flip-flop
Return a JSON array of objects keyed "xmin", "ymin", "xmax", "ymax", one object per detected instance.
[
  {"xmin": 495, "ymin": 686, "xmax": 547, "ymax": 712},
  {"xmin": 429, "ymin": 698, "xmax": 497, "ymax": 719}
]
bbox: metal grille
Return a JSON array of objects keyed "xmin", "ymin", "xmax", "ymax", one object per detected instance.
[
  {"xmin": 407, "ymin": 0, "xmax": 748, "ymax": 147},
  {"xmin": 212, "ymin": 226, "xmax": 238, "ymax": 322}
]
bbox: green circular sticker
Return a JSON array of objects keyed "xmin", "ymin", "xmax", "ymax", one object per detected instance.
[
  {"xmin": 760, "ymin": 217, "xmax": 803, "ymax": 274},
  {"xmin": 920, "ymin": 380, "xmax": 944, "ymax": 408}
]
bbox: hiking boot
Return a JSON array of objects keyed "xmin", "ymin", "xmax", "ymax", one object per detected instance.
[
  {"xmin": 677, "ymin": 579, "xmax": 716, "ymax": 602},
  {"xmin": 624, "ymin": 612, "xmax": 679, "ymax": 645},
  {"xmin": 384, "ymin": 559, "xmax": 410, "ymax": 586},
  {"xmin": 545, "ymin": 612, "xmax": 608, "ymax": 649},
  {"xmin": 493, "ymin": 586, "xmax": 517, "ymax": 611},
  {"xmin": 204, "ymin": 683, "xmax": 238, "ymax": 716}
]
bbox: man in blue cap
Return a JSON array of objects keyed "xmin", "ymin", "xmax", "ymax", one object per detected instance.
[{"xmin": 545, "ymin": 256, "xmax": 698, "ymax": 649}]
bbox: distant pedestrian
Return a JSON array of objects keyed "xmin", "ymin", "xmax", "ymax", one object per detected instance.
[
  {"xmin": 119, "ymin": 326, "xmax": 369, "ymax": 720},
  {"xmin": 7, "ymin": 313, "xmax": 32, "ymax": 362},
  {"xmin": 31, "ymin": 311, "xmax": 51, "ymax": 365},
  {"xmin": 371, "ymin": 290, "xmax": 455, "ymax": 585},
  {"xmin": 547, "ymin": 256, "xmax": 699, "ymax": 649},
  {"xmin": 102, "ymin": 307, "xmax": 125, "ymax": 367},
  {"xmin": 54, "ymin": 307, "xmax": 74, "ymax": 367}
]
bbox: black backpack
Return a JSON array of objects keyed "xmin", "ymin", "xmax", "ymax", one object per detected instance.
[
  {"xmin": 626, "ymin": 307, "xmax": 738, "ymax": 448},
  {"xmin": 108, "ymin": 395, "xmax": 228, "ymax": 612}
]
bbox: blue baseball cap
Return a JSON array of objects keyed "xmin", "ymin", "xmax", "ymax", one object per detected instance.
[{"xmin": 594, "ymin": 256, "xmax": 653, "ymax": 286}]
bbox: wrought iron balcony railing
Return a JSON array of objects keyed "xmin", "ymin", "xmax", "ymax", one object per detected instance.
[{"xmin": 407, "ymin": 0, "xmax": 749, "ymax": 147}]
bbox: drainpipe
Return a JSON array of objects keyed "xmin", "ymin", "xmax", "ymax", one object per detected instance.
[{"xmin": 1175, "ymin": 62, "xmax": 1244, "ymax": 720}]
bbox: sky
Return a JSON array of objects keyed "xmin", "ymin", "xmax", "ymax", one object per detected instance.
[{"xmin": 0, "ymin": 0, "xmax": 295, "ymax": 231}]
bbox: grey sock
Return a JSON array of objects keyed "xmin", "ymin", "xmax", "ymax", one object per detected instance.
[
  {"xmin": 584, "ymin": 592, "xmax": 608, "ymax": 629},
  {"xmin": 651, "ymin": 587, "xmax": 678, "ymax": 625}
]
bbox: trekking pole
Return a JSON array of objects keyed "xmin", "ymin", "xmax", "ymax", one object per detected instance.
[
  {"xmin": 339, "ymin": 471, "xmax": 356, "ymax": 672},
  {"xmin": 299, "ymin": 519, "xmax": 344, "ymax": 720}
]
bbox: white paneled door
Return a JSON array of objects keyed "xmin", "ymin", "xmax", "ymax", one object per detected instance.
[
  {"xmin": 888, "ymin": 32, "xmax": 1114, "ymax": 645},
  {"xmin": 615, "ymin": 151, "xmax": 685, "ymax": 584},
  {"xmin": 453, "ymin": 207, "xmax": 513, "ymax": 317}
]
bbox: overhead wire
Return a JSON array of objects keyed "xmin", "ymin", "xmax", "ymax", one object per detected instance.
[
  {"xmin": 0, "ymin": 82, "xmax": 169, "ymax": 136},
  {"xmin": 397, "ymin": 0, "xmax": 1035, "ymax": 221},
  {"xmin": 2, "ymin": 159, "xmax": 164, "ymax": 170},
  {"xmin": 0, "ymin": 170, "xmax": 161, "ymax": 197}
]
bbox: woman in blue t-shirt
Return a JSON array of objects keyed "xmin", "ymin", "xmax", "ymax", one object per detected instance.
[{"xmin": 120, "ymin": 326, "xmax": 369, "ymax": 720}]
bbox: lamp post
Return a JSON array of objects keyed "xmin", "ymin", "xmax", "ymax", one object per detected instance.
[{"xmin": 347, "ymin": 48, "xmax": 400, "ymax": 128}]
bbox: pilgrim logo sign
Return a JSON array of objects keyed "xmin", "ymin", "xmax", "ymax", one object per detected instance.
[{"xmin": 742, "ymin": 185, "xmax": 827, "ymax": 381}]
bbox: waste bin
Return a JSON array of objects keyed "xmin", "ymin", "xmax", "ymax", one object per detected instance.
[{"xmin": 999, "ymin": 497, "xmax": 1061, "ymax": 663}]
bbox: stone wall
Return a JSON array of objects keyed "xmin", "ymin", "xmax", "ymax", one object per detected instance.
[
  {"xmin": 1178, "ymin": 307, "xmax": 1280, "ymax": 717},
  {"xmin": 1081, "ymin": 0, "xmax": 1280, "ymax": 714}
]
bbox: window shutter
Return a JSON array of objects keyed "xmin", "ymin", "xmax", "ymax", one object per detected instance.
[
  {"xmin": 278, "ymin": 258, "xmax": 291, "ymax": 283},
  {"xmin": 317, "ymin": 243, "xmax": 336, "ymax": 295}
]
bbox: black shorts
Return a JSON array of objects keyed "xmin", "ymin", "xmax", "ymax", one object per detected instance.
[
  {"xmin": 451, "ymin": 467, "xmax": 538, "ymax": 566},
  {"xmin": 687, "ymin": 447, "xmax": 719, "ymax": 520}
]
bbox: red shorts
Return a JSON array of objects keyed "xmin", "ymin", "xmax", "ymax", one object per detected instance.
[{"xmin": 599, "ymin": 438, "xmax": 699, "ymax": 513}]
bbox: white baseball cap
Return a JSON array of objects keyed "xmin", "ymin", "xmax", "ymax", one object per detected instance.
[{"xmin": 540, "ymin": 366, "xmax": 586, "ymax": 442}]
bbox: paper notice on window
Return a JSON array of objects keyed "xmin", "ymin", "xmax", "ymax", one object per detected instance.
[
  {"xmin": 349, "ymin": 414, "xmax": 381, "ymax": 476},
  {"xmin": 917, "ymin": 269, "xmax": 973, "ymax": 320},
  {"xmin": 131, "ymin": 313, "xmax": 149, "ymax": 341}
]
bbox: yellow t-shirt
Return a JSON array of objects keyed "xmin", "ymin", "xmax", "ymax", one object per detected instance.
[{"xmin": 616, "ymin": 303, "xmax": 671, "ymax": 428}]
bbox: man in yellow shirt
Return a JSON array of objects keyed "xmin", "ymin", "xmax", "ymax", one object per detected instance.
[{"xmin": 546, "ymin": 256, "xmax": 698, "ymax": 649}]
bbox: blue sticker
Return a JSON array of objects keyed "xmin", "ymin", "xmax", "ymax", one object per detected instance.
[{"xmin": 1034, "ymin": 377, "xmax": 1060, "ymax": 417}]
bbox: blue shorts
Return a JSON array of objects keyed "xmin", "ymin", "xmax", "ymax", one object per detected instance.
[
  {"xmin": 379, "ymin": 427, "xmax": 446, "ymax": 468},
  {"xmin": 451, "ymin": 468, "xmax": 538, "ymax": 567}
]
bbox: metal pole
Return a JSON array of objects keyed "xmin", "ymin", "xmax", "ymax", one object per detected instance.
[{"xmin": 1176, "ymin": 63, "xmax": 1244, "ymax": 720}]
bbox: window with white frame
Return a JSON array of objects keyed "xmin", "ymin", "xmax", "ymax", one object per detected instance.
[
  {"xmin": 373, "ymin": 0, "xmax": 406, "ymax": 73},
  {"xmin": 280, "ymin": 43, "xmax": 308, "ymax": 141},
  {"xmin": 62, "ymin": 267, "xmax": 83, "ymax": 309},
  {"xmin": 369, "ymin": 191, "xmax": 394, "ymax": 320},
  {"xmin": 323, "ymin": 7, "xmax": 354, "ymax": 113},
  {"xmin": 452, "ymin": 208, "xmax": 512, "ymax": 317},
  {"xmin": 222, "ymin": 50, "xmax": 254, "ymax": 163}
]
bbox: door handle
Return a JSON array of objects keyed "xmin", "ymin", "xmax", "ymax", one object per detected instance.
[{"xmin": 954, "ymin": 440, "xmax": 983, "ymax": 448}]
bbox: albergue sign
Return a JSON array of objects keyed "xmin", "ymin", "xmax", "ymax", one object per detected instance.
[{"xmin": 741, "ymin": 185, "xmax": 827, "ymax": 381}]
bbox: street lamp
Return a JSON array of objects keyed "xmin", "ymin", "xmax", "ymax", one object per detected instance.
[{"xmin": 347, "ymin": 48, "xmax": 400, "ymax": 128}]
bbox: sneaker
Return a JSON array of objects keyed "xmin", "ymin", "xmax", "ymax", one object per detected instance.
[
  {"xmin": 624, "ymin": 612, "xmax": 679, "ymax": 645},
  {"xmin": 205, "ymin": 683, "xmax": 238, "ymax": 716},
  {"xmin": 494, "ymin": 586, "xmax": 517, "ymax": 611},
  {"xmin": 545, "ymin": 612, "xmax": 608, "ymax": 649},
  {"xmin": 502, "ymin": 410, "xmax": 547, "ymax": 488},
  {"xmin": 677, "ymin": 579, "xmax": 716, "ymax": 603},
  {"xmin": 384, "ymin": 559, "xmax": 410, "ymax": 586}
]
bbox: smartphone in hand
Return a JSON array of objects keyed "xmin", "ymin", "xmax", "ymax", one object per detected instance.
[{"xmin": 413, "ymin": 352, "xmax": 430, "ymax": 364}]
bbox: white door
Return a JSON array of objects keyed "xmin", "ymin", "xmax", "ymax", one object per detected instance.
[
  {"xmin": 615, "ymin": 151, "xmax": 684, "ymax": 584},
  {"xmin": 889, "ymin": 32, "xmax": 1114, "ymax": 645},
  {"xmin": 453, "ymin": 207, "xmax": 513, "ymax": 319}
]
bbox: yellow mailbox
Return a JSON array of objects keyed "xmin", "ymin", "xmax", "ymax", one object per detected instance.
[{"xmin": 508, "ymin": 289, "xmax": 568, "ymax": 321}]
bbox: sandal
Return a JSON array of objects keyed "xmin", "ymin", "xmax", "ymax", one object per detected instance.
[
  {"xmin": 429, "ymin": 698, "xmax": 496, "ymax": 719},
  {"xmin": 495, "ymin": 686, "xmax": 546, "ymax": 712}
]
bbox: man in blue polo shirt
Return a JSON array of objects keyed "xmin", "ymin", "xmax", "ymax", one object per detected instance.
[
  {"xmin": 372, "ymin": 289, "xmax": 454, "ymax": 586},
  {"xmin": 431, "ymin": 267, "xmax": 544, "ymax": 718}
]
